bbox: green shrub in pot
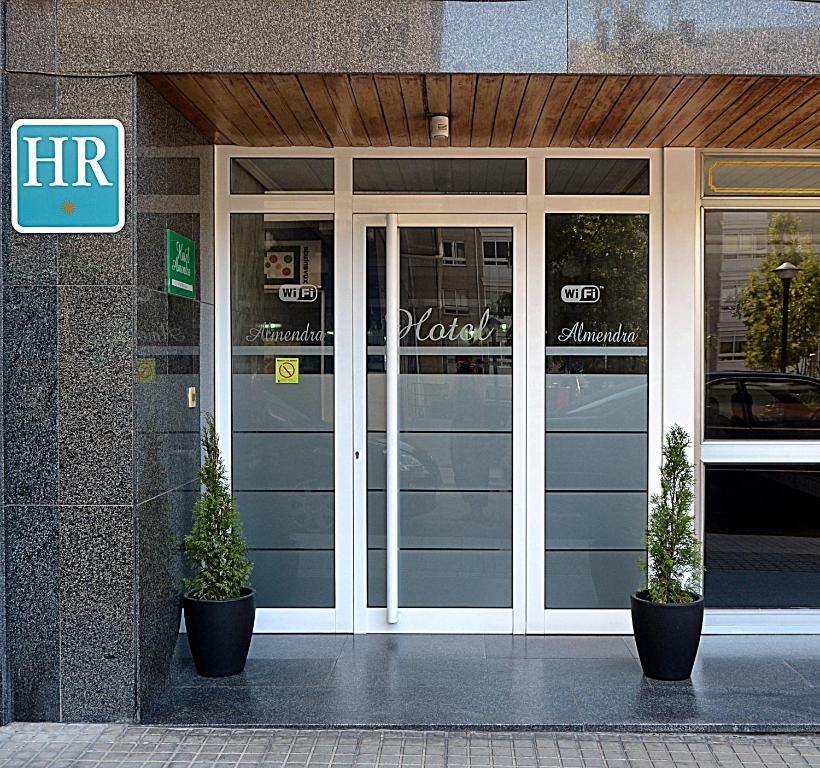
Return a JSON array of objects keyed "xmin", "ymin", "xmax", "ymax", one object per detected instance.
[
  {"xmin": 631, "ymin": 425, "xmax": 705, "ymax": 680},
  {"xmin": 182, "ymin": 414, "xmax": 255, "ymax": 677}
]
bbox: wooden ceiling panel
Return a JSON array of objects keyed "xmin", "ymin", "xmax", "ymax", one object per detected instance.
[
  {"xmin": 233, "ymin": 74, "xmax": 296, "ymax": 145},
  {"xmin": 612, "ymin": 75, "xmax": 681, "ymax": 147},
  {"xmin": 374, "ymin": 75, "xmax": 410, "ymax": 147},
  {"xmin": 589, "ymin": 76, "xmax": 656, "ymax": 148},
  {"xmin": 531, "ymin": 75, "xmax": 579, "ymax": 146},
  {"xmin": 449, "ymin": 74, "xmax": 476, "ymax": 147},
  {"xmin": 510, "ymin": 74, "xmax": 553, "ymax": 147},
  {"xmin": 321, "ymin": 76, "xmax": 369, "ymax": 147},
  {"xmin": 697, "ymin": 76, "xmax": 791, "ymax": 147},
  {"xmin": 399, "ymin": 75, "xmax": 430, "ymax": 147},
  {"xmin": 297, "ymin": 74, "xmax": 349, "ymax": 146},
  {"xmin": 265, "ymin": 74, "xmax": 331, "ymax": 147},
  {"xmin": 571, "ymin": 75, "xmax": 629, "ymax": 148},
  {"xmin": 745, "ymin": 82, "xmax": 820, "ymax": 148},
  {"xmin": 648, "ymin": 75, "xmax": 729, "ymax": 146},
  {"xmin": 552, "ymin": 75, "xmax": 605, "ymax": 147},
  {"xmin": 630, "ymin": 75, "xmax": 703, "ymax": 147},
  {"xmin": 780, "ymin": 101, "xmax": 820, "ymax": 148},
  {"xmin": 143, "ymin": 73, "xmax": 820, "ymax": 149},
  {"xmin": 471, "ymin": 74, "xmax": 503, "ymax": 147},
  {"xmin": 490, "ymin": 75, "xmax": 528, "ymax": 148}
]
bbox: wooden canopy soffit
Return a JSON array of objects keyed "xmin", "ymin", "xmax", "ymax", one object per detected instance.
[{"xmin": 144, "ymin": 73, "xmax": 820, "ymax": 150}]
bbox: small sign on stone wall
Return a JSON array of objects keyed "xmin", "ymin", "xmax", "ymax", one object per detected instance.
[{"xmin": 166, "ymin": 229, "xmax": 196, "ymax": 298}]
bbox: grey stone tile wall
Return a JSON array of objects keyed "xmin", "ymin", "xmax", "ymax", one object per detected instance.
[
  {"xmin": 58, "ymin": 504, "xmax": 135, "ymax": 722},
  {"xmin": 5, "ymin": 0, "xmax": 820, "ymax": 76},
  {"xmin": 568, "ymin": 0, "xmax": 820, "ymax": 75},
  {"xmin": 5, "ymin": 505, "xmax": 60, "ymax": 723},
  {"xmin": 133, "ymin": 76, "xmax": 214, "ymax": 720},
  {"xmin": 1, "ymin": 65, "xmax": 214, "ymax": 723}
]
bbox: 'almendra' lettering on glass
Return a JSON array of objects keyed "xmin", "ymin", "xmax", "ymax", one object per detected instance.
[
  {"xmin": 557, "ymin": 322, "xmax": 639, "ymax": 344},
  {"xmin": 246, "ymin": 324, "xmax": 326, "ymax": 343}
]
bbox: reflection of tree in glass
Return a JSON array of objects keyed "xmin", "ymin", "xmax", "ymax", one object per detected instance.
[
  {"xmin": 734, "ymin": 213, "xmax": 820, "ymax": 375},
  {"xmin": 588, "ymin": 0, "xmax": 693, "ymax": 73},
  {"xmin": 548, "ymin": 214, "xmax": 648, "ymax": 340}
]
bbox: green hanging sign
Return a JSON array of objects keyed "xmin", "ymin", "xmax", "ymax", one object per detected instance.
[{"xmin": 166, "ymin": 229, "xmax": 196, "ymax": 298}]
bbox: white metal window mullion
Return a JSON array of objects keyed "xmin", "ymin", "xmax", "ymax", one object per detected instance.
[
  {"xmin": 333, "ymin": 154, "xmax": 355, "ymax": 632},
  {"xmin": 525, "ymin": 158, "xmax": 546, "ymax": 634},
  {"xmin": 385, "ymin": 213, "xmax": 400, "ymax": 625},
  {"xmin": 213, "ymin": 145, "xmax": 233, "ymax": 483}
]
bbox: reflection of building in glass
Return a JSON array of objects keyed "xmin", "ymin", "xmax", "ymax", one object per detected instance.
[
  {"xmin": 705, "ymin": 211, "xmax": 820, "ymax": 375},
  {"xmin": 398, "ymin": 227, "xmax": 513, "ymax": 375},
  {"xmin": 705, "ymin": 211, "xmax": 769, "ymax": 372}
]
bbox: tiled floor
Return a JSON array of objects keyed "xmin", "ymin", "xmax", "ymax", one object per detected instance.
[
  {"xmin": 3, "ymin": 726, "xmax": 820, "ymax": 768},
  {"xmin": 141, "ymin": 634, "xmax": 820, "ymax": 731}
]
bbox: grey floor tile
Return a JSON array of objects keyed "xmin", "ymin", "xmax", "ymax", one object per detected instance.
[{"xmin": 135, "ymin": 634, "xmax": 820, "ymax": 731}]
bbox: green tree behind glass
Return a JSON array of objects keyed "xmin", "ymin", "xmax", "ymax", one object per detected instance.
[
  {"xmin": 547, "ymin": 213, "xmax": 648, "ymax": 339},
  {"xmin": 734, "ymin": 213, "xmax": 820, "ymax": 375}
]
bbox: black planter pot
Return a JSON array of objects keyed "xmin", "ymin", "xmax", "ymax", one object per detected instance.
[
  {"xmin": 630, "ymin": 590, "xmax": 704, "ymax": 681},
  {"xmin": 183, "ymin": 587, "xmax": 255, "ymax": 677}
]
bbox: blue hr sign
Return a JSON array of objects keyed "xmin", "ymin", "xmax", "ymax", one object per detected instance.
[{"xmin": 11, "ymin": 119, "xmax": 125, "ymax": 233}]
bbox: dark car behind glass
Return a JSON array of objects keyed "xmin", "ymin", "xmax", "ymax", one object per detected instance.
[{"xmin": 705, "ymin": 372, "xmax": 820, "ymax": 440}]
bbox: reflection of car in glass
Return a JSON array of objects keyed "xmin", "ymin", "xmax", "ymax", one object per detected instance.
[
  {"xmin": 545, "ymin": 378, "xmax": 647, "ymax": 432},
  {"xmin": 368, "ymin": 435, "xmax": 443, "ymax": 489},
  {"xmin": 706, "ymin": 372, "xmax": 820, "ymax": 440}
]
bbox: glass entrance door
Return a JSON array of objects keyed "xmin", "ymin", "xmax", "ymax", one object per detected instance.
[{"xmin": 353, "ymin": 214, "xmax": 527, "ymax": 633}]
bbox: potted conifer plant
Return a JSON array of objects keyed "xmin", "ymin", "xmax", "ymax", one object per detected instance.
[
  {"xmin": 183, "ymin": 414, "xmax": 255, "ymax": 677},
  {"xmin": 631, "ymin": 425, "xmax": 704, "ymax": 681}
]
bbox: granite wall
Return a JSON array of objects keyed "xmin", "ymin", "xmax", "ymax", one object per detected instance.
[
  {"xmin": 4, "ymin": 0, "xmax": 820, "ymax": 76},
  {"xmin": 133, "ymin": 78, "xmax": 214, "ymax": 718},
  {"xmin": 0, "ymin": 0, "xmax": 7, "ymax": 727},
  {"xmin": 1, "ymin": 66, "xmax": 213, "ymax": 721}
]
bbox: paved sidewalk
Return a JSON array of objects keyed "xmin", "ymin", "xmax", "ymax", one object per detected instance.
[{"xmin": 1, "ymin": 726, "xmax": 820, "ymax": 768}]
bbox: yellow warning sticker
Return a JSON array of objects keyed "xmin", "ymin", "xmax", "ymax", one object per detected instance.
[{"xmin": 275, "ymin": 357, "xmax": 299, "ymax": 384}]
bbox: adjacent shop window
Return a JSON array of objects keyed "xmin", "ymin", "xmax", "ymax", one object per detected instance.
[
  {"xmin": 705, "ymin": 465, "xmax": 820, "ymax": 608},
  {"xmin": 545, "ymin": 214, "xmax": 649, "ymax": 609},
  {"xmin": 366, "ymin": 226, "xmax": 514, "ymax": 608},
  {"xmin": 704, "ymin": 210, "xmax": 820, "ymax": 440},
  {"xmin": 230, "ymin": 214, "xmax": 335, "ymax": 608},
  {"xmin": 546, "ymin": 158, "xmax": 649, "ymax": 195},
  {"xmin": 353, "ymin": 158, "xmax": 526, "ymax": 194},
  {"xmin": 704, "ymin": 156, "xmax": 820, "ymax": 197},
  {"xmin": 230, "ymin": 158, "xmax": 334, "ymax": 193}
]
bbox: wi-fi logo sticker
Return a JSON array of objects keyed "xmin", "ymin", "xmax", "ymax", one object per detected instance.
[{"xmin": 561, "ymin": 285, "xmax": 601, "ymax": 304}]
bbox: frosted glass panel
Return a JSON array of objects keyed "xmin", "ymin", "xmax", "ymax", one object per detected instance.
[
  {"xmin": 367, "ymin": 432, "xmax": 512, "ymax": 491},
  {"xmin": 545, "ymin": 374, "xmax": 646, "ymax": 432},
  {"xmin": 236, "ymin": 491, "xmax": 334, "ymax": 549},
  {"xmin": 545, "ymin": 551, "xmax": 644, "ymax": 609},
  {"xmin": 368, "ymin": 491, "xmax": 511, "ymax": 549},
  {"xmin": 546, "ymin": 433, "xmax": 646, "ymax": 491},
  {"xmin": 231, "ymin": 215, "xmax": 335, "ymax": 608},
  {"xmin": 233, "ymin": 374, "xmax": 334, "ymax": 431},
  {"xmin": 367, "ymin": 225, "xmax": 514, "ymax": 609},
  {"xmin": 545, "ymin": 213, "xmax": 649, "ymax": 610},
  {"xmin": 233, "ymin": 433, "xmax": 333, "ymax": 491},
  {"xmin": 368, "ymin": 550, "xmax": 512, "ymax": 608},
  {"xmin": 250, "ymin": 551, "xmax": 334, "ymax": 608},
  {"xmin": 546, "ymin": 492, "xmax": 646, "ymax": 550},
  {"xmin": 368, "ymin": 373, "xmax": 512, "ymax": 432}
]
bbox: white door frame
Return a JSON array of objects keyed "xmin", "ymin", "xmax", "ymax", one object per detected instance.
[
  {"xmin": 352, "ymin": 212, "xmax": 528, "ymax": 633},
  {"xmin": 213, "ymin": 145, "xmax": 667, "ymax": 635}
]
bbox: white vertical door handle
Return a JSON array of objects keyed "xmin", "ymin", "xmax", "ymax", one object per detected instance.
[{"xmin": 385, "ymin": 214, "xmax": 400, "ymax": 624}]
